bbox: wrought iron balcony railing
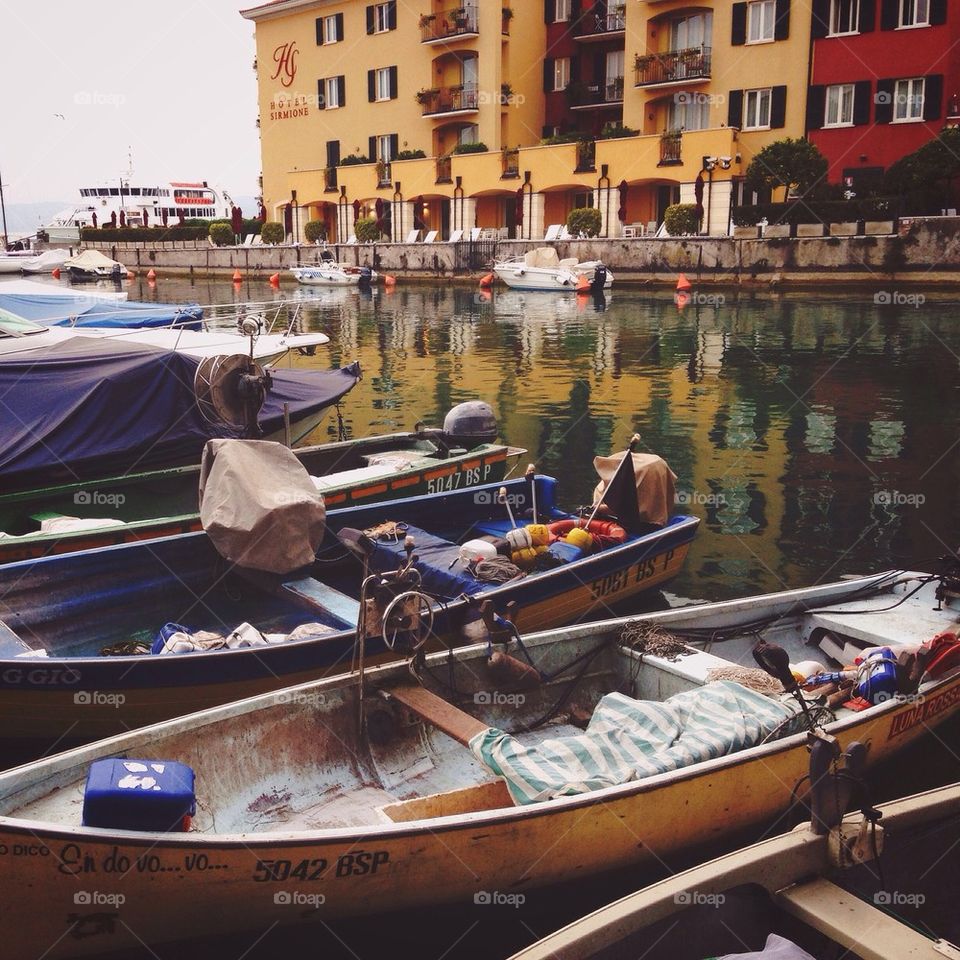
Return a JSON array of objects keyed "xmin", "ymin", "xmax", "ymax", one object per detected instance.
[
  {"xmin": 635, "ymin": 46, "xmax": 711, "ymax": 87},
  {"xmin": 323, "ymin": 166, "xmax": 338, "ymax": 191},
  {"xmin": 659, "ymin": 130, "xmax": 682, "ymax": 165},
  {"xmin": 574, "ymin": 8, "xmax": 626, "ymax": 38},
  {"xmin": 421, "ymin": 84, "xmax": 480, "ymax": 116},
  {"xmin": 435, "ymin": 155, "xmax": 452, "ymax": 183},
  {"xmin": 575, "ymin": 139, "xmax": 596, "ymax": 172},
  {"xmin": 420, "ymin": 5, "xmax": 479, "ymax": 43},
  {"xmin": 501, "ymin": 148, "xmax": 520, "ymax": 179},
  {"xmin": 567, "ymin": 76, "xmax": 624, "ymax": 107}
]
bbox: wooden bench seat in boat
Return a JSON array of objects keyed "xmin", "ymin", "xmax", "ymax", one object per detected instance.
[
  {"xmin": 379, "ymin": 779, "xmax": 513, "ymax": 822},
  {"xmin": 808, "ymin": 605, "xmax": 960, "ymax": 652},
  {"xmin": 385, "ymin": 682, "xmax": 489, "ymax": 745},
  {"xmin": 280, "ymin": 578, "xmax": 361, "ymax": 628}
]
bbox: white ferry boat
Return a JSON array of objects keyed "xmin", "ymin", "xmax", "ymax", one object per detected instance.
[{"xmin": 45, "ymin": 181, "xmax": 234, "ymax": 241}]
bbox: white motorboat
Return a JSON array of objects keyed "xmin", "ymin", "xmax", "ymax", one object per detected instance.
[
  {"xmin": 0, "ymin": 278, "xmax": 128, "ymax": 300},
  {"xmin": 19, "ymin": 249, "xmax": 70, "ymax": 274},
  {"xmin": 290, "ymin": 254, "xmax": 377, "ymax": 287},
  {"xmin": 0, "ymin": 250, "xmax": 38, "ymax": 274},
  {"xmin": 63, "ymin": 249, "xmax": 127, "ymax": 282},
  {"xmin": 493, "ymin": 246, "xmax": 613, "ymax": 292}
]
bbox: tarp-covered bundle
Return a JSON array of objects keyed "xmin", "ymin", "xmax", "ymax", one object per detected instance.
[
  {"xmin": 0, "ymin": 338, "xmax": 361, "ymax": 490},
  {"xmin": 470, "ymin": 681, "xmax": 796, "ymax": 805},
  {"xmin": 63, "ymin": 250, "xmax": 122, "ymax": 273},
  {"xmin": 592, "ymin": 450, "xmax": 678, "ymax": 529},
  {"xmin": 0, "ymin": 292, "xmax": 203, "ymax": 329},
  {"xmin": 199, "ymin": 440, "xmax": 327, "ymax": 575}
]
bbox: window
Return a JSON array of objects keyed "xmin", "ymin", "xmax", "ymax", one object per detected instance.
[
  {"xmin": 458, "ymin": 124, "xmax": 480, "ymax": 145},
  {"xmin": 670, "ymin": 12, "xmax": 712, "ymax": 49},
  {"xmin": 325, "ymin": 76, "xmax": 342, "ymax": 109},
  {"xmin": 669, "ymin": 92, "xmax": 711, "ymax": 130},
  {"xmin": 743, "ymin": 87, "xmax": 772, "ymax": 128},
  {"xmin": 374, "ymin": 2, "xmax": 392, "ymax": 32},
  {"xmin": 894, "ymin": 77, "xmax": 924, "ymax": 119},
  {"xmin": 824, "ymin": 83, "xmax": 855, "ymax": 125},
  {"xmin": 747, "ymin": 0, "xmax": 776, "ymax": 41},
  {"xmin": 899, "ymin": 0, "xmax": 929, "ymax": 26},
  {"xmin": 375, "ymin": 67, "xmax": 392, "ymax": 101},
  {"xmin": 555, "ymin": 0, "xmax": 572, "ymax": 21},
  {"xmin": 829, "ymin": 0, "xmax": 859, "ymax": 33},
  {"xmin": 554, "ymin": 57, "xmax": 570, "ymax": 91},
  {"xmin": 322, "ymin": 15, "xmax": 340, "ymax": 43},
  {"xmin": 376, "ymin": 134, "xmax": 394, "ymax": 161}
]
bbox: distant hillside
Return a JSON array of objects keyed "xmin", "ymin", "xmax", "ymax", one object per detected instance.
[{"xmin": 2, "ymin": 201, "xmax": 69, "ymax": 234}]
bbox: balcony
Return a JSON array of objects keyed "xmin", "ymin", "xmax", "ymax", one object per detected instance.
[
  {"xmin": 420, "ymin": 5, "xmax": 479, "ymax": 44},
  {"xmin": 376, "ymin": 161, "xmax": 392, "ymax": 187},
  {"xmin": 658, "ymin": 130, "xmax": 682, "ymax": 166},
  {"xmin": 420, "ymin": 84, "xmax": 480, "ymax": 117},
  {"xmin": 501, "ymin": 148, "xmax": 520, "ymax": 179},
  {"xmin": 435, "ymin": 155, "xmax": 452, "ymax": 183},
  {"xmin": 323, "ymin": 166, "xmax": 338, "ymax": 192},
  {"xmin": 568, "ymin": 77, "xmax": 624, "ymax": 110},
  {"xmin": 635, "ymin": 46, "xmax": 711, "ymax": 88},
  {"xmin": 575, "ymin": 139, "xmax": 596, "ymax": 173},
  {"xmin": 574, "ymin": 8, "xmax": 626, "ymax": 41}
]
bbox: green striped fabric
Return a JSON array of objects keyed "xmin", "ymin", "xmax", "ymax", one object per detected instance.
[{"xmin": 469, "ymin": 681, "xmax": 797, "ymax": 805}]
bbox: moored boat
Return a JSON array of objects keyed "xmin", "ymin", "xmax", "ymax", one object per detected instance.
[
  {"xmin": 62, "ymin": 250, "xmax": 127, "ymax": 282},
  {"xmin": 290, "ymin": 254, "xmax": 377, "ymax": 287},
  {"xmin": 493, "ymin": 247, "xmax": 613, "ymax": 292},
  {"xmin": 0, "ymin": 566, "xmax": 957, "ymax": 957}
]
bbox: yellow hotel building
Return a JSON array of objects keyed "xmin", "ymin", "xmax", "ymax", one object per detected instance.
[{"xmin": 241, "ymin": 0, "xmax": 813, "ymax": 239}]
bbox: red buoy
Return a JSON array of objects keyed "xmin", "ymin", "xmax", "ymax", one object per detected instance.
[
  {"xmin": 676, "ymin": 273, "xmax": 692, "ymax": 291},
  {"xmin": 479, "ymin": 273, "xmax": 494, "ymax": 289},
  {"xmin": 269, "ymin": 273, "xmax": 280, "ymax": 286},
  {"xmin": 146, "ymin": 269, "xmax": 156, "ymax": 280},
  {"xmin": 384, "ymin": 274, "xmax": 397, "ymax": 286},
  {"xmin": 232, "ymin": 269, "xmax": 243, "ymax": 282},
  {"xmin": 51, "ymin": 268, "xmax": 61, "ymax": 279}
]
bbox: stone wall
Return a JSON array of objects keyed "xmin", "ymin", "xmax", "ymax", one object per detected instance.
[{"xmin": 94, "ymin": 218, "xmax": 960, "ymax": 286}]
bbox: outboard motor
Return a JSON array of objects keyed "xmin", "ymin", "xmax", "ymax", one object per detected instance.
[
  {"xmin": 442, "ymin": 401, "xmax": 498, "ymax": 448},
  {"xmin": 358, "ymin": 266, "xmax": 373, "ymax": 285},
  {"xmin": 320, "ymin": 249, "xmax": 335, "ymax": 263},
  {"xmin": 590, "ymin": 263, "xmax": 608, "ymax": 294}
]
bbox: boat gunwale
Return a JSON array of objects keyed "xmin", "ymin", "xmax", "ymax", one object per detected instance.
[{"xmin": 1, "ymin": 570, "xmax": 952, "ymax": 847}]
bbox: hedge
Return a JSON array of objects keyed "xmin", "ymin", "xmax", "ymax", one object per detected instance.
[
  {"xmin": 566, "ymin": 207, "xmax": 601, "ymax": 237},
  {"xmin": 81, "ymin": 225, "xmax": 209, "ymax": 242},
  {"xmin": 731, "ymin": 198, "xmax": 902, "ymax": 227},
  {"xmin": 664, "ymin": 203, "xmax": 700, "ymax": 235}
]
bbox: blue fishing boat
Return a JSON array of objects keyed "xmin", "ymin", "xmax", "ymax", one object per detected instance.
[
  {"xmin": 0, "ymin": 291, "xmax": 204, "ymax": 329},
  {"xmin": 0, "ymin": 449, "xmax": 698, "ymax": 755}
]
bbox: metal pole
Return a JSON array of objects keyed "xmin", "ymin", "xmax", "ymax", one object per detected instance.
[{"xmin": 0, "ymin": 168, "xmax": 8, "ymax": 249}]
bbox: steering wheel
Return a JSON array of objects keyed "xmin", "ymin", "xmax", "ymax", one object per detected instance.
[{"xmin": 380, "ymin": 591, "xmax": 435, "ymax": 651}]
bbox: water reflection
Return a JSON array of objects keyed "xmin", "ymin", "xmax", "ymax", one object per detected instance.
[{"xmin": 137, "ymin": 278, "xmax": 960, "ymax": 602}]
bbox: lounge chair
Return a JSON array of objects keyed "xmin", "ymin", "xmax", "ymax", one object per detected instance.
[{"xmin": 423, "ymin": 230, "xmax": 438, "ymax": 243}]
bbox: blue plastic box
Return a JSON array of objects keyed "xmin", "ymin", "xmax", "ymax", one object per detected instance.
[{"xmin": 82, "ymin": 758, "xmax": 196, "ymax": 832}]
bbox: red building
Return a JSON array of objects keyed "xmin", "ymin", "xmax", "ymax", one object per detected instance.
[
  {"xmin": 542, "ymin": 0, "xmax": 627, "ymax": 140},
  {"xmin": 807, "ymin": 0, "xmax": 960, "ymax": 190}
]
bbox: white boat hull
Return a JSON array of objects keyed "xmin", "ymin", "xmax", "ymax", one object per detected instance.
[
  {"xmin": 493, "ymin": 261, "xmax": 614, "ymax": 292},
  {"xmin": 290, "ymin": 265, "xmax": 377, "ymax": 286}
]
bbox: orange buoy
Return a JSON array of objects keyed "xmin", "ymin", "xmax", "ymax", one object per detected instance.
[
  {"xmin": 232, "ymin": 269, "xmax": 243, "ymax": 282},
  {"xmin": 676, "ymin": 273, "xmax": 692, "ymax": 291},
  {"xmin": 126, "ymin": 270, "xmax": 136, "ymax": 281},
  {"xmin": 269, "ymin": 273, "xmax": 280, "ymax": 286},
  {"xmin": 479, "ymin": 272, "xmax": 494, "ymax": 289},
  {"xmin": 575, "ymin": 275, "xmax": 591, "ymax": 293},
  {"xmin": 384, "ymin": 274, "xmax": 397, "ymax": 286},
  {"xmin": 146, "ymin": 269, "xmax": 156, "ymax": 280},
  {"xmin": 51, "ymin": 268, "xmax": 61, "ymax": 279}
]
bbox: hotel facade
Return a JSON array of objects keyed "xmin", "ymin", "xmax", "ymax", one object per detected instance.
[{"xmin": 241, "ymin": 0, "xmax": 957, "ymax": 240}]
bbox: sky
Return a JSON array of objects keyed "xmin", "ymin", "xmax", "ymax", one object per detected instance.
[{"xmin": 0, "ymin": 0, "xmax": 261, "ymax": 206}]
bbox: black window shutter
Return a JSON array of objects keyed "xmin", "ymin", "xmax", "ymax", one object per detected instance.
[
  {"xmin": 728, "ymin": 89, "xmax": 744, "ymax": 127},
  {"xmin": 336, "ymin": 12, "xmax": 344, "ymax": 40},
  {"xmin": 543, "ymin": 59, "xmax": 555, "ymax": 93},
  {"xmin": 390, "ymin": 134, "xmax": 399, "ymax": 159},
  {"xmin": 366, "ymin": 5, "xmax": 375, "ymax": 33},
  {"xmin": 811, "ymin": 0, "xmax": 830, "ymax": 37},
  {"xmin": 389, "ymin": 66, "xmax": 398, "ymax": 99},
  {"xmin": 806, "ymin": 84, "xmax": 826, "ymax": 130},
  {"xmin": 317, "ymin": 78, "xmax": 327, "ymax": 110},
  {"xmin": 369, "ymin": 136, "xmax": 378, "ymax": 162},
  {"xmin": 875, "ymin": 78, "xmax": 895, "ymax": 121},
  {"xmin": 571, "ymin": 0, "xmax": 582, "ymax": 19},
  {"xmin": 327, "ymin": 140, "xmax": 341, "ymax": 166},
  {"xmin": 388, "ymin": 1, "xmax": 397, "ymax": 30},
  {"xmin": 859, "ymin": 0, "xmax": 876, "ymax": 31},
  {"xmin": 368, "ymin": 70, "xmax": 376, "ymax": 102},
  {"xmin": 593, "ymin": 52, "xmax": 604, "ymax": 83},
  {"xmin": 930, "ymin": 0, "xmax": 947, "ymax": 24},
  {"xmin": 338, "ymin": 76, "xmax": 346, "ymax": 107},
  {"xmin": 571, "ymin": 57, "xmax": 581, "ymax": 82},
  {"xmin": 770, "ymin": 86, "xmax": 787, "ymax": 127},
  {"xmin": 880, "ymin": 0, "xmax": 898, "ymax": 29},
  {"xmin": 315, "ymin": 17, "xmax": 323, "ymax": 44},
  {"xmin": 774, "ymin": 0, "xmax": 791, "ymax": 38},
  {"xmin": 731, "ymin": 3, "xmax": 747, "ymax": 44},
  {"xmin": 545, "ymin": 0, "xmax": 556, "ymax": 23},
  {"xmin": 853, "ymin": 80, "xmax": 872, "ymax": 123},
  {"xmin": 924, "ymin": 74, "xmax": 943, "ymax": 119}
]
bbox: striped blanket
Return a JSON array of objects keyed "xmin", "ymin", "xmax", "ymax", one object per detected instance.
[{"xmin": 469, "ymin": 680, "xmax": 796, "ymax": 805}]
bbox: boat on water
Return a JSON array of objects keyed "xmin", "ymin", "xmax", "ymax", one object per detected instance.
[
  {"xmin": 291, "ymin": 251, "xmax": 377, "ymax": 287},
  {"xmin": 0, "ymin": 565, "xmax": 957, "ymax": 956},
  {"xmin": 0, "ymin": 337, "xmax": 361, "ymax": 492},
  {"xmin": 493, "ymin": 247, "xmax": 613, "ymax": 292},
  {"xmin": 0, "ymin": 403, "xmax": 524, "ymax": 563},
  {"xmin": 62, "ymin": 250, "xmax": 127, "ymax": 282},
  {"xmin": 511, "ymin": 764, "xmax": 960, "ymax": 960},
  {"xmin": 0, "ymin": 278, "xmax": 128, "ymax": 300},
  {"xmin": 0, "ymin": 445, "xmax": 696, "ymax": 751},
  {"xmin": 0, "ymin": 249, "xmax": 69, "ymax": 274},
  {"xmin": 45, "ymin": 179, "xmax": 234, "ymax": 242},
  {"xmin": 0, "ymin": 291, "xmax": 203, "ymax": 329}
]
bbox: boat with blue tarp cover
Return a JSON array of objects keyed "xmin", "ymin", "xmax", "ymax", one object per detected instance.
[
  {"xmin": 0, "ymin": 442, "xmax": 698, "ymax": 753},
  {"xmin": 0, "ymin": 291, "xmax": 204, "ymax": 329}
]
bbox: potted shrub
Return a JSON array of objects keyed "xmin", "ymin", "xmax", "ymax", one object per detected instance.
[
  {"xmin": 208, "ymin": 221, "xmax": 235, "ymax": 246},
  {"xmin": 355, "ymin": 217, "xmax": 381, "ymax": 243},
  {"xmin": 663, "ymin": 203, "xmax": 700, "ymax": 235},
  {"xmin": 304, "ymin": 220, "xmax": 326, "ymax": 243},
  {"xmin": 453, "ymin": 141, "xmax": 488, "ymax": 154},
  {"xmin": 566, "ymin": 207, "xmax": 602, "ymax": 238},
  {"xmin": 415, "ymin": 88, "xmax": 439, "ymax": 106},
  {"xmin": 261, "ymin": 222, "xmax": 285, "ymax": 245}
]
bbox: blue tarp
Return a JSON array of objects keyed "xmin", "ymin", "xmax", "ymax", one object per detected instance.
[
  {"xmin": 0, "ymin": 293, "xmax": 204, "ymax": 329},
  {"xmin": 0, "ymin": 337, "xmax": 361, "ymax": 489}
]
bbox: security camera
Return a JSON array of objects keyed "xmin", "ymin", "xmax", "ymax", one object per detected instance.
[{"xmin": 718, "ymin": 156, "xmax": 732, "ymax": 169}]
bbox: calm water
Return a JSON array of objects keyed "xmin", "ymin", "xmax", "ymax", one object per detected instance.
[{"xmin": 16, "ymin": 276, "xmax": 960, "ymax": 958}]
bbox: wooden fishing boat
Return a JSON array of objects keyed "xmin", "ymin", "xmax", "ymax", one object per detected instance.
[
  {"xmin": 0, "ymin": 408, "xmax": 524, "ymax": 564},
  {"xmin": 510, "ymin": 771, "xmax": 960, "ymax": 959},
  {"xmin": 0, "ymin": 469, "xmax": 697, "ymax": 753},
  {"xmin": 0, "ymin": 568, "xmax": 958, "ymax": 958}
]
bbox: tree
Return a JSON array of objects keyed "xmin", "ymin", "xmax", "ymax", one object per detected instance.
[
  {"xmin": 663, "ymin": 203, "xmax": 700, "ymax": 235},
  {"xmin": 566, "ymin": 207, "xmax": 602, "ymax": 237},
  {"xmin": 261, "ymin": 222, "xmax": 284, "ymax": 244},
  {"xmin": 355, "ymin": 217, "xmax": 381, "ymax": 243},
  {"xmin": 304, "ymin": 220, "xmax": 326, "ymax": 243},
  {"xmin": 208, "ymin": 221, "xmax": 234, "ymax": 247},
  {"xmin": 884, "ymin": 128, "xmax": 960, "ymax": 210},
  {"xmin": 745, "ymin": 138, "xmax": 828, "ymax": 198}
]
